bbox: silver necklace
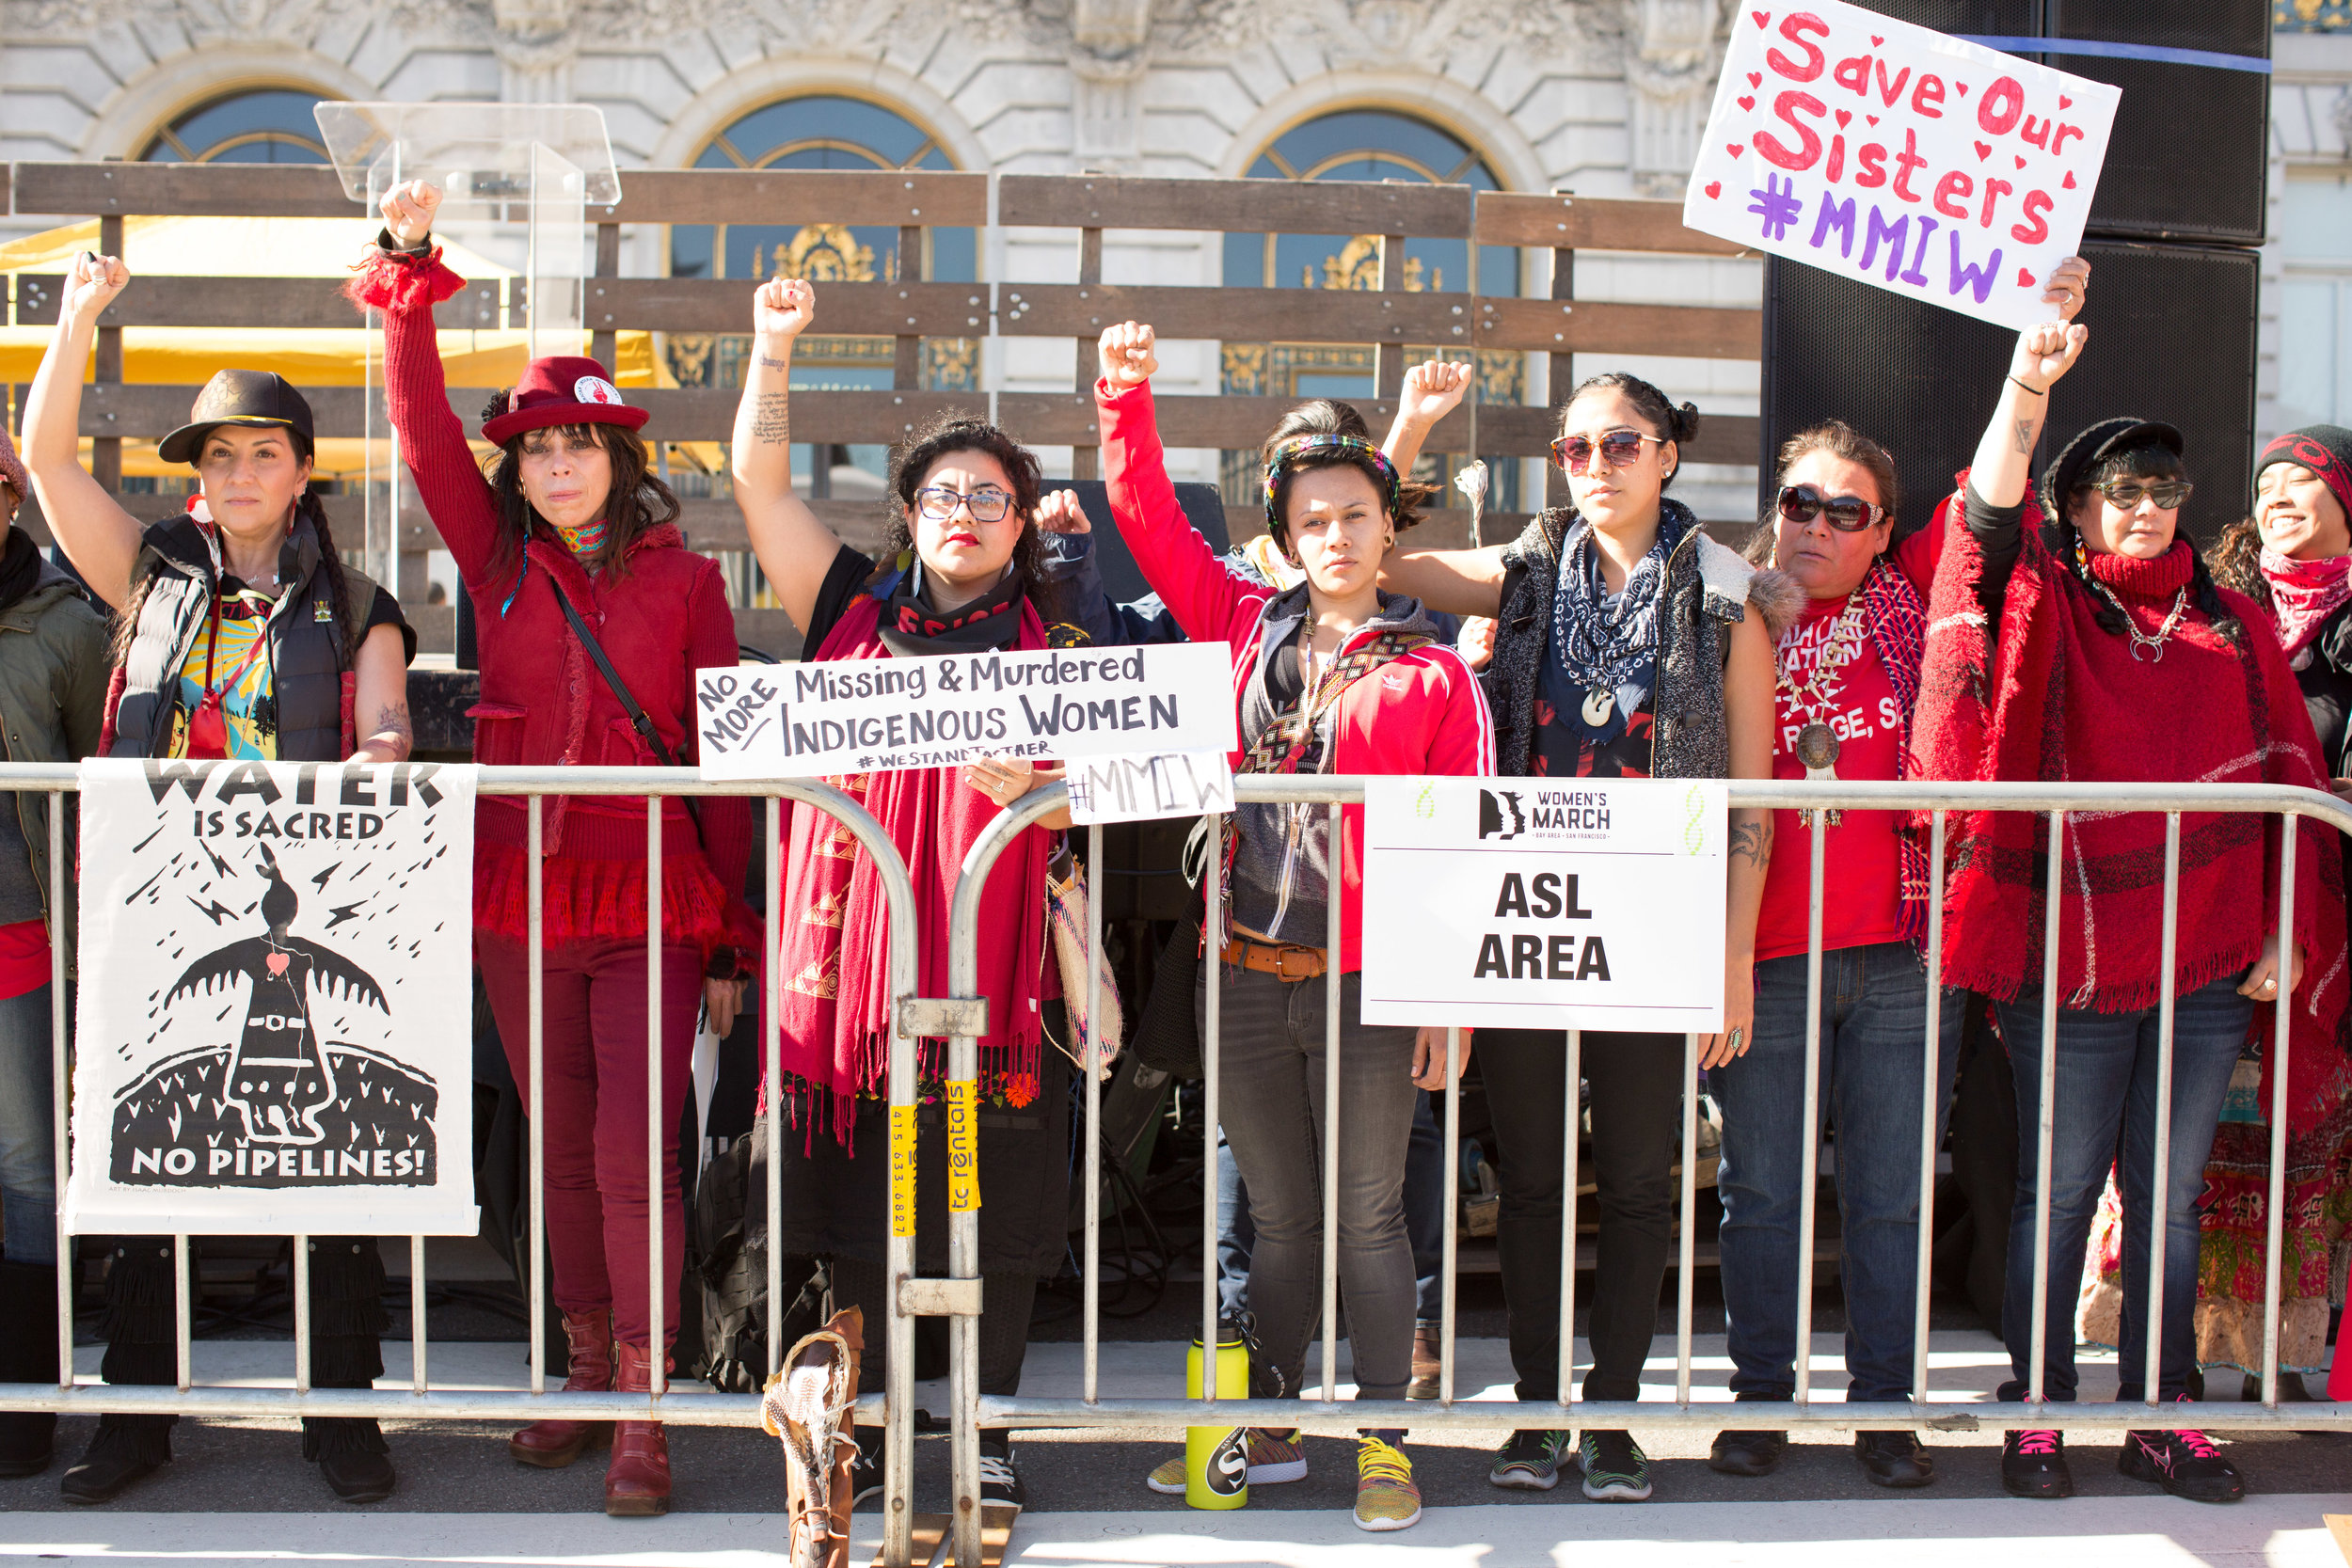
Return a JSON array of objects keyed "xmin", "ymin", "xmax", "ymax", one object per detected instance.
[
  {"xmin": 2087, "ymin": 578, "xmax": 2191, "ymax": 662},
  {"xmin": 1774, "ymin": 585, "xmax": 1868, "ymax": 828}
]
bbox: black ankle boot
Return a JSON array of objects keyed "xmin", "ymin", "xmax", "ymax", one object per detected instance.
[
  {"xmin": 60, "ymin": 1242, "xmax": 179, "ymax": 1503},
  {"xmin": 303, "ymin": 1241, "xmax": 394, "ymax": 1504},
  {"xmin": 60, "ymin": 1414, "xmax": 173, "ymax": 1504},
  {"xmin": 0, "ymin": 1258, "xmax": 61, "ymax": 1477}
]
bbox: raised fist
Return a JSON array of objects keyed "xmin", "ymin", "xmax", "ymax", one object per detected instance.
[
  {"xmin": 63, "ymin": 251, "xmax": 129, "ymax": 324},
  {"xmin": 1098, "ymin": 321, "xmax": 1157, "ymax": 389},
  {"xmin": 754, "ymin": 277, "xmax": 817, "ymax": 340},
  {"xmin": 379, "ymin": 180, "xmax": 441, "ymax": 249}
]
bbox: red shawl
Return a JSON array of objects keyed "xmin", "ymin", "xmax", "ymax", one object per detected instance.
[
  {"xmin": 773, "ymin": 594, "xmax": 1052, "ymax": 1145},
  {"xmin": 1914, "ymin": 477, "xmax": 2351, "ymax": 1138}
]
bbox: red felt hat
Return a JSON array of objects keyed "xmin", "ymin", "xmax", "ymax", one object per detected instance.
[{"xmin": 480, "ymin": 355, "xmax": 650, "ymax": 447}]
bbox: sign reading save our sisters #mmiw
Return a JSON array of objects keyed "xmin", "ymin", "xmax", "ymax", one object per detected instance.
[
  {"xmin": 68, "ymin": 759, "xmax": 479, "ymax": 1236},
  {"xmin": 1359, "ymin": 777, "xmax": 1727, "ymax": 1034},
  {"xmin": 1682, "ymin": 2, "xmax": 2120, "ymax": 329}
]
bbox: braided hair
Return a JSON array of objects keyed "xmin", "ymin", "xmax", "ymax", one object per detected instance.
[{"xmin": 2049, "ymin": 440, "xmax": 2243, "ymax": 648}]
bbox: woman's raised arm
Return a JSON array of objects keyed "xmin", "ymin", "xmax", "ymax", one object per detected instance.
[
  {"xmin": 732, "ymin": 278, "xmax": 850, "ymax": 635},
  {"xmin": 22, "ymin": 252, "xmax": 143, "ymax": 607}
]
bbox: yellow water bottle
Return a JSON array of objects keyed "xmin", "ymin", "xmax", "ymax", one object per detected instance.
[{"xmin": 1183, "ymin": 1329, "xmax": 1250, "ymax": 1510}]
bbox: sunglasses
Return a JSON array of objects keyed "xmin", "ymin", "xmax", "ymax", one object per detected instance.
[
  {"xmin": 1549, "ymin": 430, "xmax": 1665, "ymax": 475},
  {"xmin": 914, "ymin": 485, "xmax": 1015, "ymax": 523},
  {"xmin": 2088, "ymin": 478, "xmax": 2194, "ymax": 511},
  {"xmin": 1776, "ymin": 484, "xmax": 1886, "ymax": 532}
]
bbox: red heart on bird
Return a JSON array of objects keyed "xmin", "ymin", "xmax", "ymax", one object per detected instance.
[
  {"xmin": 1752, "ymin": 9, "xmax": 1770, "ymax": 24},
  {"xmin": 1738, "ymin": 95, "xmax": 1755, "ymax": 111},
  {"xmin": 266, "ymin": 953, "xmax": 291, "ymax": 977},
  {"xmin": 2062, "ymin": 170, "xmax": 2077, "ymax": 189},
  {"xmin": 2059, "ymin": 95, "xmax": 2073, "ymax": 109},
  {"xmin": 2014, "ymin": 155, "xmax": 2027, "ymax": 169},
  {"xmin": 1727, "ymin": 143, "xmax": 1745, "ymax": 157},
  {"xmin": 1836, "ymin": 109, "xmax": 1851, "ymax": 128},
  {"xmin": 1747, "ymin": 71, "xmax": 1762, "ymax": 87},
  {"xmin": 2017, "ymin": 267, "xmax": 2035, "ymax": 287},
  {"xmin": 1867, "ymin": 115, "xmax": 1880, "ymax": 126},
  {"xmin": 1974, "ymin": 141, "xmax": 1991, "ymax": 161},
  {"xmin": 1705, "ymin": 181, "xmax": 1723, "ymax": 198}
]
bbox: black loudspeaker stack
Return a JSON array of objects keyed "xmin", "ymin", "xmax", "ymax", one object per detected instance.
[{"xmin": 1758, "ymin": 0, "xmax": 2268, "ymax": 545}]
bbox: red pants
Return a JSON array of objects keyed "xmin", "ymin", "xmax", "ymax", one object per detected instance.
[{"xmin": 478, "ymin": 933, "xmax": 703, "ymax": 1347}]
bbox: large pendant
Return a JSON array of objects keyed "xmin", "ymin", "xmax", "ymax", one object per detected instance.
[
  {"xmin": 1581, "ymin": 686, "xmax": 1616, "ymax": 728},
  {"xmin": 1795, "ymin": 721, "xmax": 1842, "ymax": 828}
]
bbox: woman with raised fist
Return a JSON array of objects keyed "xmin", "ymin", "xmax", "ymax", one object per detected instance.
[{"xmin": 352, "ymin": 180, "xmax": 755, "ymax": 1517}]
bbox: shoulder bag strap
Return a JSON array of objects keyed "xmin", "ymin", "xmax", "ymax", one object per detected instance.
[{"xmin": 550, "ymin": 582, "xmax": 701, "ymax": 830}]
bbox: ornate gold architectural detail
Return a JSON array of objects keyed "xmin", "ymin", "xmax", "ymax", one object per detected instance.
[
  {"xmin": 1310, "ymin": 235, "xmax": 1435, "ymax": 293},
  {"xmin": 664, "ymin": 332, "xmax": 715, "ymax": 388},
  {"xmin": 751, "ymin": 222, "xmax": 879, "ymax": 283}
]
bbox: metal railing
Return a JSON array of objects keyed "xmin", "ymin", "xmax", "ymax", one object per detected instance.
[
  {"xmin": 933, "ymin": 774, "xmax": 2352, "ymax": 1565},
  {"xmin": 0, "ymin": 762, "xmax": 943, "ymax": 1567}
]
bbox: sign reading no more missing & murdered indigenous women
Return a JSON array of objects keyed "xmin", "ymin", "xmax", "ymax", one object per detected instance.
[
  {"xmin": 1681, "ymin": 1, "xmax": 2119, "ymax": 329},
  {"xmin": 695, "ymin": 642, "xmax": 1239, "ymax": 781},
  {"xmin": 1359, "ymin": 776, "xmax": 1727, "ymax": 1034},
  {"xmin": 67, "ymin": 758, "xmax": 480, "ymax": 1236}
]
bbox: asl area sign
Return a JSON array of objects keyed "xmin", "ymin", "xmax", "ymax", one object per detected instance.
[
  {"xmin": 1682, "ymin": 3, "xmax": 2120, "ymax": 329},
  {"xmin": 1359, "ymin": 777, "xmax": 1726, "ymax": 1033}
]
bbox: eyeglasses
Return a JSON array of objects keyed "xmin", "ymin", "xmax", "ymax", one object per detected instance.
[
  {"xmin": 1776, "ymin": 484, "xmax": 1886, "ymax": 532},
  {"xmin": 1549, "ymin": 430, "xmax": 1664, "ymax": 475},
  {"xmin": 2089, "ymin": 478, "xmax": 2194, "ymax": 511},
  {"xmin": 914, "ymin": 485, "xmax": 1015, "ymax": 523}
]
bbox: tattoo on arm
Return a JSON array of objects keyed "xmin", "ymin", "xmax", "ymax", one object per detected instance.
[
  {"xmin": 2012, "ymin": 418, "xmax": 2035, "ymax": 456},
  {"xmin": 757, "ymin": 356, "xmax": 787, "ymax": 372},
  {"xmin": 1730, "ymin": 818, "xmax": 1773, "ymax": 870},
  {"xmin": 369, "ymin": 701, "xmax": 413, "ymax": 759},
  {"xmin": 751, "ymin": 390, "xmax": 789, "ymax": 446}
]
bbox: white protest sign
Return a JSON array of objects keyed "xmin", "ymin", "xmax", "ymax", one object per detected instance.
[
  {"xmin": 1066, "ymin": 751, "xmax": 1235, "ymax": 825},
  {"xmin": 1359, "ymin": 776, "xmax": 1726, "ymax": 1032},
  {"xmin": 68, "ymin": 759, "xmax": 480, "ymax": 1236},
  {"xmin": 696, "ymin": 641, "xmax": 1238, "ymax": 781},
  {"xmin": 1682, "ymin": 2, "xmax": 2119, "ymax": 329}
]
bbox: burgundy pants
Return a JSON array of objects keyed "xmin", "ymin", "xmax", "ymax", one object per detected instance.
[{"xmin": 478, "ymin": 932, "xmax": 703, "ymax": 1347}]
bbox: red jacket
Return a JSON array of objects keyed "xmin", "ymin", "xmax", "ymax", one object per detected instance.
[
  {"xmin": 1096, "ymin": 377, "xmax": 1494, "ymax": 971},
  {"xmin": 352, "ymin": 247, "xmax": 753, "ymax": 958}
]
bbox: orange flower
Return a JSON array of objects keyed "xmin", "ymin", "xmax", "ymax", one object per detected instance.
[{"xmin": 1004, "ymin": 1072, "xmax": 1039, "ymax": 1109}]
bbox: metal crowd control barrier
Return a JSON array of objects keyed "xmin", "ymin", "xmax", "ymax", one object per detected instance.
[
  {"xmin": 0, "ymin": 763, "xmax": 946, "ymax": 1568},
  {"xmin": 935, "ymin": 774, "xmax": 2352, "ymax": 1567}
]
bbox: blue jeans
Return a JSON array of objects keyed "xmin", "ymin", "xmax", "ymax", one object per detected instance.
[
  {"xmin": 1994, "ymin": 974, "xmax": 2252, "ymax": 1404},
  {"xmin": 1713, "ymin": 942, "xmax": 1962, "ymax": 1403},
  {"xmin": 0, "ymin": 984, "xmax": 56, "ymax": 1265}
]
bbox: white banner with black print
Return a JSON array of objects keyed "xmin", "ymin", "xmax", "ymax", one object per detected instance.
[{"xmin": 66, "ymin": 758, "xmax": 480, "ymax": 1236}]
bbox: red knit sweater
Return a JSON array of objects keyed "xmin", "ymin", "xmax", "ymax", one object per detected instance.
[{"xmin": 348, "ymin": 246, "xmax": 755, "ymax": 958}]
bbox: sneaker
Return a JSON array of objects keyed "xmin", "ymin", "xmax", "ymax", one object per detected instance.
[
  {"xmin": 1145, "ymin": 1427, "xmax": 1307, "ymax": 1494},
  {"xmin": 1578, "ymin": 1429, "xmax": 1653, "ymax": 1501},
  {"xmin": 2000, "ymin": 1429, "xmax": 2073, "ymax": 1499},
  {"xmin": 1354, "ymin": 1435, "xmax": 1422, "ymax": 1531},
  {"xmin": 1707, "ymin": 1428, "xmax": 1787, "ymax": 1477},
  {"xmin": 1488, "ymin": 1428, "xmax": 1570, "ymax": 1490},
  {"xmin": 2120, "ymin": 1424, "xmax": 2244, "ymax": 1504},
  {"xmin": 849, "ymin": 1428, "xmax": 884, "ymax": 1507},
  {"xmin": 977, "ymin": 1438, "xmax": 1025, "ymax": 1513}
]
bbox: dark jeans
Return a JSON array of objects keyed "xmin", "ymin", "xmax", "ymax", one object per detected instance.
[
  {"xmin": 1994, "ymin": 973, "xmax": 2252, "ymax": 1404},
  {"xmin": 1217, "ymin": 1089, "xmax": 1446, "ymax": 1325},
  {"xmin": 1711, "ymin": 942, "xmax": 1963, "ymax": 1403},
  {"xmin": 0, "ymin": 984, "xmax": 56, "ymax": 1264},
  {"xmin": 1479, "ymin": 1027, "xmax": 1681, "ymax": 1405},
  {"xmin": 1200, "ymin": 965, "xmax": 1420, "ymax": 1400}
]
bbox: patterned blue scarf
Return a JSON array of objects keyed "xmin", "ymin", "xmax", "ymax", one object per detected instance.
[{"xmin": 1549, "ymin": 503, "xmax": 1694, "ymax": 740}]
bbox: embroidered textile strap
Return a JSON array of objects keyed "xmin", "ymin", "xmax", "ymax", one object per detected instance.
[{"xmin": 1859, "ymin": 557, "xmax": 1930, "ymax": 941}]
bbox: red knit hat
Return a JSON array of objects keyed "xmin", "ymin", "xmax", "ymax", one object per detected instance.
[{"xmin": 480, "ymin": 355, "xmax": 649, "ymax": 447}]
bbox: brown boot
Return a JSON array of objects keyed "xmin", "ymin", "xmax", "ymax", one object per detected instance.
[
  {"xmin": 1408, "ymin": 1320, "xmax": 1441, "ymax": 1401},
  {"xmin": 510, "ymin": 1310, "xmax": 614, "ymax": 1468},
  {"xmin": 766, "ymin": 1307, "xmax": 866, "ymax": 1568},
  {"xmin": 604, "ymin": 1341, "xmax": 671, "ymax": 1517}
]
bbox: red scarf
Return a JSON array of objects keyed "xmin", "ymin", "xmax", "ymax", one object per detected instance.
[
  {"xmin": 2259, "ymin": 546, "xmax": 2352, "ymax": 661},
  {"xmin": 1914, "ymin": 478, "xmax": 2351, "ymax": 1136},
  {"xmin": 773, "ymin": 594, "xmax": 1052, "ymax": 1145}
]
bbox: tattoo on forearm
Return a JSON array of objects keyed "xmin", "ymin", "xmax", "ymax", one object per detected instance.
[
  {"xmin": 758, "ymin": 356, "xmax": 787, "ymax": 372},
  {"xmin": 1730, "ymin": 818, "xmax": 1773, "ymax": 870},
  {"xmin": 752, "ymin": 391, "xmax": 789, "ymax": 446},
  {"xmin": 371, "ymin": 702, "xmax": 413, "ymax": 758},
  {"xmin": 2012, "ymin": 418, "xmax": 2034, "ymax": 455}
]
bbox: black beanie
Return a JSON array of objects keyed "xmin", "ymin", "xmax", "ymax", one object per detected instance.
[{"xmin": 2254, "ymin": 425, "xmax": 2352, "ymax": 525}]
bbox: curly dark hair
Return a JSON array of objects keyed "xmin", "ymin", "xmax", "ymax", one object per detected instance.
[
  {"xmin": 476, "ymin": 403, "xmax": 681, "ymax": 583},
  {"xmin": 1561, "ymin": 372, "xmax": 1700, "ymax": 490},
  {"xmin": 2208, "ymin": 516, "xmax": 2268, "ymax": 609},
  {"xmin": 1258, "ymin": 399, "xmax": 1436, "ymax": 559},
  {"xmin": 2047, "ymin": 440, "xmax": 2242, "ymax": 648},
  {"xmin": 878, "ymin": 413, "xmax": 1058, "ymax": 618}
]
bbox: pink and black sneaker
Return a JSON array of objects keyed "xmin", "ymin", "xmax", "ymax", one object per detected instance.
[
  {"xmin": 2120, "ymin": 1406, "xmax": 2244, "ymax": 1504},
  {"xmin": 1999, "ymin": 1428, "xmax": 2072, "ymax": 1499}
]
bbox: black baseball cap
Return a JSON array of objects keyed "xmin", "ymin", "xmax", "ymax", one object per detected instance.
[{"xmin": 157, "ymin": 369, "xmax": 316, "ymax": 466}]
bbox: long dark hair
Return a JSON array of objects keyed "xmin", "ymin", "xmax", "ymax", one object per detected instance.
[
  {"xmin": 2207, "ymin": 516, "xmax": 2269, "ymax": 610},
  {"xmin": 2049, "ymin": 440, "xmax": 2243, "ymax": 647},
  {"xmin": 478, "ymin": 404, "xmax": 681, "ymax": 581},
  {"xmin": 109, "ymin": 484, "xmax": 356, "ymax": 670},
  {"xmin": 878, "ymin": 413, "xmax": 1058, "ymax": 617},
  {"xmin": 1259, "ymin": 399, "xmax": 1435, "ymax": 559},
  {"xmin": 1561, "ymin": 372, "xmax": 1700, "ymax": 491}
]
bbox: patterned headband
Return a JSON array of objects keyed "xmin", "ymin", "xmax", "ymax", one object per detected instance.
[{"xmin": 1263, "ymin": 434, "xmax": 1401, "ymax": 531}]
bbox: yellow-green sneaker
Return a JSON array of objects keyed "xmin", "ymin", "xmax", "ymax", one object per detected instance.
[
  {"xmin": 1144, "ymin": 1428, "xmax": 1307, "ymax": 1494},
  {"xmin": 1354, "ymin": 1435, "xmax": 1422, "ymax": 1531}
]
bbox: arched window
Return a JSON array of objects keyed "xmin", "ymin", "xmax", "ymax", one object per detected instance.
[
  {"xmin": 1220, "ymin": 108, "xmax": 1523, "ymax": 508},
  {"xmin": 140, "ymin": 87, "xmax": 332, "ymax": 164}
]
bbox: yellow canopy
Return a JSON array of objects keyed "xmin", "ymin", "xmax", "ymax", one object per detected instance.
[{"xmin": 0, "ymin": 215, "xmax": 665, "ymax": 480}]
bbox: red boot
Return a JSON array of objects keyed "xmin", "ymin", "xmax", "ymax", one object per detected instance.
[
  {"xmin": 510, "ymin": 1310, "xmax": 614, "ymax": 1468},
  {"xmin": 605, "ymin": 1340, "xmax": 671, "ymax": 1517}
]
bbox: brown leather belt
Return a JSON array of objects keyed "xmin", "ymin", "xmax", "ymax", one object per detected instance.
[{"xmin": 1219, "ymin": 936, "xmax": 1327, "ymax": 982}]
